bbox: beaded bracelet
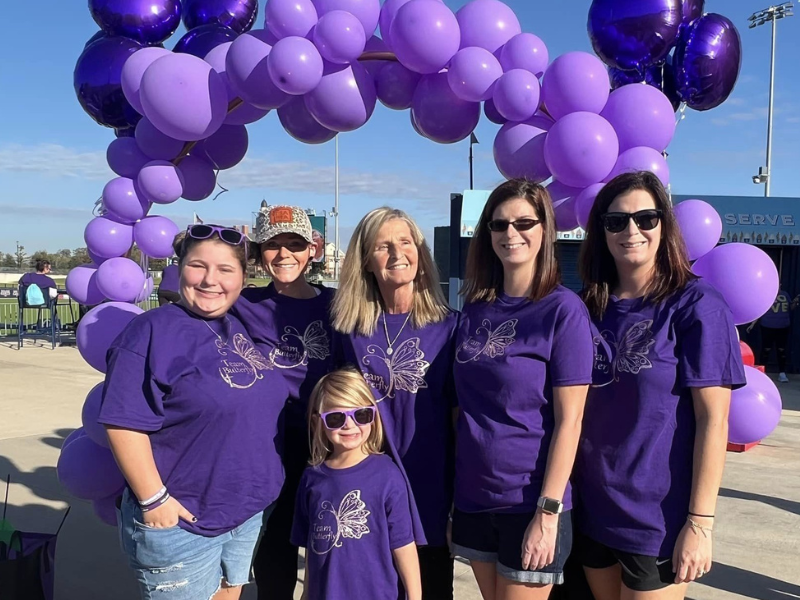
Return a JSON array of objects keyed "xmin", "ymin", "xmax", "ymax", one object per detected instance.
[
  {"xmin": 687, "ymin": 517, "xmax": 713, "ymax": 537},
  {"xmin": 141, "ymin": 493, "xmax": 171, "ymax": 513},
  {"xmin": 139, "ymin": 486, "xmax": 167, "ymax": 507}
]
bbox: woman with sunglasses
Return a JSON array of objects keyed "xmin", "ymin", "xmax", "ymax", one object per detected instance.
[
  {"xmin": 574, "ymin": 171, "xmax": 745, "ymax": 599},
  {"xmin": 99, "ymin": 224, "xmax": 289, "ymax": 600},
  {"xmin": 451, "ymin": 179, "xmax": 594, "ymax": 600},
  {"xmin": 331, "ymin": 207, "xmax": 458, "ymax": 599},
  {"xmin": 228, "ymin": 204, "xmax": 335, "ymax": 600}
]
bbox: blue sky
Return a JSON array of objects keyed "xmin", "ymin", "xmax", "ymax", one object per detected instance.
[{"xmin": 1, "ymin": 0, "xmax": 798, "ymax": 256}]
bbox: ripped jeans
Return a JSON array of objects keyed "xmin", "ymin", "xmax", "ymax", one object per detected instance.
[{"xmin": 118, "ymin": 489, "xmax": 266, "ymax": 600}]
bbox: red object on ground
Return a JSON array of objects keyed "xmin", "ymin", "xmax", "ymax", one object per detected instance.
[
  {"xmin": 726, "ymin": 361, "xmax": 765, "ymax": 452},
  {"xmin": 740, "ymin": 341, "xmax": 755, "ymax": 366},
  {"xmin": 727, "ymin": 441, "xmax": 760, "ymax": 453}
]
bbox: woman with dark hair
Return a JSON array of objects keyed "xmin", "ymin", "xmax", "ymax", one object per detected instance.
[
  {"xmin": 574, "ymin": 171, "xmax": 746, "ymax": 599},
  {"xmin": 452, "ymin": 179, "xmax": 594, "ymax": 600}
]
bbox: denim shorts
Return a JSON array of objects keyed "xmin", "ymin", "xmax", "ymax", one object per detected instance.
[{"xmin": 117, "ymin": 489, "xmax": 267, "ymax": 600}]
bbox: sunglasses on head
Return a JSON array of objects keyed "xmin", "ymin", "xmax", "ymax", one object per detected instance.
[
  {"xmin": 486, "ymin": 218, "xmax": 541, "ymax": 233},
  {"xmin": 600, "ymin": 210, "xmax": 663, "ymax": 233},
  {"xmin": 186, "ymin": 224, "xmax": 248, "ymax": 260},
  {"xmin": 318, "ymin": 406, "xmax": 377, "ymax": 430}
]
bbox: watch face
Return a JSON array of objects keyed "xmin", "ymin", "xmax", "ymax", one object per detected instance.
[{"xmin": 540, "ymin": 498, "xmax": 562, "ymax": 513}]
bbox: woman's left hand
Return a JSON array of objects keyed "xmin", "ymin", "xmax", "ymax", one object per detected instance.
[
  {"xmin": 521, "ymin": 510, "xmax": 558, "ymax": 571},
  {"xmin": 672, "ymin": 518, "xmax": 713, "ymax": 584}
]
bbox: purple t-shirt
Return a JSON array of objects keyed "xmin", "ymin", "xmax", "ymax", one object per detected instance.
[
  {"xmin": 760, "ymin": 290, "xmax": 792, "ymax": 329},
  {"xmin": 98, "ymin": 303, "xmax": 290, "ymax": 537},
  {"xmin": 574, "ymin": 278, "xmax": 746, "ymax": 557},
  {"xmin": 335, "ymin": 312, "xmax": 459, "ymax": 547},
  {"xmin": 20, "ymin": 272, "xmax": 56, "ymax": 290},
  {"xmin": 291, "ymin": 454, "xmax": 415, "ymax": 600},
  {"xmin": 159, "ymin": 264, "xmax": 180, "ymax": 293},
  {"xmin": 454, "ymin": 285, "xmax": 594, "ymax": 513}
]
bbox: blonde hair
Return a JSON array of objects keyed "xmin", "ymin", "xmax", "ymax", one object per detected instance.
[
  {"xmin": 331, "ymin": 207, "xmax": 450, "ymax": 336},
  {"xmin": 308, "ymin": 368, "xmax": 385, "ymax": 466}
]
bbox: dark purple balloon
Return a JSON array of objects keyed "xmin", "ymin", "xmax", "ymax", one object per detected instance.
[
  {"xmin": 85, "ymin": 31, "xmax": 108, "ymax": 48},
  {"xmin": 183, "ymin": 0, "xmax": 259, "ymax": 34},
  {"xmin": 661, "ymin": 61, "xmax": 682, "ymax": 112},
  {"xmin": 75, "ymin": 36, "xmax": 143, "ymax": 129},
  {"xmin": 115, "ymin": 126, "xmax": 137, "ymax": 137},
  {"xmin": 674, "ymin": 13, "xmax": 742, "ymax": 111},
  {"xmin": 89, "ymin": 0, "xmax": 181, "ymax": 45},
  {"xmin": 609, "ymin": 62, "xmax": 682, "ymax": 112},
  {"xmin": 483, "ymin": 98, "xmax": 507, "ymax": 125},
  {"xmin": 278, "ymin": 96, "xmax": 337, "ymax": 144},
  {"xmin": 174, "ymin": 23, "xmax": 240, "ymax": 57},
  {"xmin": 588, "ymin": 0, "xmax": 682, "ymax": 71},
  {"xmin": 681, "ymin": 0, "xmax": 704, "ymax": 28}
]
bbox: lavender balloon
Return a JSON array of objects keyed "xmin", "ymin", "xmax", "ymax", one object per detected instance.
[
  {"xmin": 493, "ymin": 118, "xmax": 551, "ymax": 183},
  {"xmin": 57, "ymin": 436, "xmax": 125, "ymax": 500},
  {"xmin": 135, "ymin": 216, "xmax": 181, "ymax": 259},
  {"xmin": 447, "ymin": 47, "xmax": 503, "ymax": 103},
  {"xmin": 391, "ymin": 0, "xmax": 460, "ymax": 75},
  {"xmin": 499, "ymin": 33, "xmax": 549, "ymax": 78},
  {"xmin": 362, "ymin": 34, "xmax": 390, "ymax": 78},
  {"xmin": 121, "ymin": 46, "xmax": 171, "ymax": 115},
  {"xmin": 202, "ymin": 42, "xmax": 271, "ymax": 124},
  {"xmin": 196, "ymin": 124, "xmax": 249, "ymax": 169},
  {"xmin": 411, "ymin": 73, "xmax": 480, "ymax": 144},
  {"xmin": 674, "ymin": 199, "xmax": 722, "ymax": 261},
  {"xmin": 483, "ymin": 98, "xmax": 507, "ymax": 125},
  {"xmin": 553, "ymin": 197, "xmax": 580, "ymax": 232},
  {"xmin": 85, "ymin": 217, "xmax": 134, "ymax": 259},
  {"xmin": 183, "ymin": 0, "xmax": 259, "ymax": 33},
  {"xmin": 267, "ymin": 0, "xmax": 318, "ymax": 39},
  {"xmin": 225, "ymin": 102, "xmax": 270, "ymax": 125},
  {"xmin": 729, "ymin": 366, "xmax": 782, "ymax": 445},
  {"xmin": 278, "ymin": 97, "xmax": 337, "ymax": 144},
  {"xmin": 89, "ymin": 0, "xmax": 181, "ymax": 45},
  {"xmin": 493, "ymin": 69, "xmax": 540, "ymax": 123},
  {"xmin": 178, "ymin": 155, "xmax": 218, "ymax": 200},
  {"xmin": 135, "ymin": 117, "xmax": 186, "ymax": 160},
  {"xmin": 173, "ymin": 23, "xmax": 239, "ymax": 58},
  {"xmin": 456, "ymin": 0, "xmax": 521, "ymax": 53},
  {"xmin": 65, "ymin": 264, "xmax": 106, "ymax": 306},
  {"xmin": 312, "ymin": 0, "xmax": 381, "ymax": 37},
  {"xmin": 226, "ymin": 30, "xmax": 290, "ymax": 109},
  {"xmin": 103, "ymin": 177, "xmax": 151, "ymax": 223},
  {"xmin": 305, "ymin": 62, "xmax": 377, "ymax": 132},
  {"xmin": 601, "ymin": 84, "xmax": 676, "ymax": 152},
  {"xmin": 76, "ymin": 302, "xmax": 143, "ymax": 373},
  {"xmin": 268, "ymin": 36, "xmax": 324, "ymax": 95},
  {"xmin": 544, "ymin": 112, "xmax": 619, "ymax": 188},
  {"xmin": 376, "ymin": 62, "xmax": 421, "ymax": 110},
  {"xmin": 96, "ymin": 257, "xmax": 146, "ymax": 303},
  {"xmin": 87, "ymin": 249, "xmax": 109, "ymax": 266},
  {"xmin": 547, "ymin": 179, "xmax": 582, "ymax": 206},
  {"xmin": 135, "ymin": 276, "xmax": 155, "ymax": 303},
  {"xmin": 607, "ymin": 146, "xmax": 670, "ymax": 186},
  {"xmin": 541, "ymin": 52, "xmax": 610, "ymax": 121},
  {"xmin": 107, "ymin": 137, "xmax": 150, "ymax": 179},
  {"xmin": 574, "ymin": 183, "xmax": 606, "ymax": 230},
  {"xmin": 138, "ymin": 161, "xmax": 185, "ymax": 204},
  {"xmin": 313, "ymin": 10, "xmax": 367, "ymax": 65}
]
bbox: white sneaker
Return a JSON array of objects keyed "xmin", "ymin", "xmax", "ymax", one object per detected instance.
[{"xmin": 779, "ymin": 372, "xmax": 789, "ymax": 383}]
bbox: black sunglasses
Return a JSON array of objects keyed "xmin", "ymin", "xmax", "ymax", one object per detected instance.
[
  {"xmin": 601, "ymin": 210, "xmax": 663, "ymax": 233},
  {"xmin": 318, "ymin": 407, "xmax": 377, "ymax": 430},
  {"xmin": 487, "ymin": 218, "xmax": 541, "ymax": 232}
]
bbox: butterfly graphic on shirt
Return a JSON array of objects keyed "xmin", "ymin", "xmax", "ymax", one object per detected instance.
[
  {"xmin": 455, "ymin": 318, "xmax": 518, "ymax": 364},
  {"xmin": 270, "ymin": 320, "xmax": 331, "ymax": 369},
  {"xmin": 215, "ymin": 333, "xmax": 273, "ymax": 389},
  {"xmin": 593, "ymin": 320, "xmax": 655, "ymax": 387},
  {"xmin": 361, "ymin": 337, "xmax": 430, "ymax": 402},
  {"xmin": 311, "ymin": 490, "xmax": 371, "ymax": 555}
]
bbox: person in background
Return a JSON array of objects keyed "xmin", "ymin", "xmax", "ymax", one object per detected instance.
[
  {"xmin": 157, "ymin": 258, "xmax": 180, "ymax": 305},
  {"xmin": 20, "ymin": 259, "xmax": 58, "ymax": 303},
  {"xmin": 747, "ymin": 287, "xmax": 799, "ymax": 382}
]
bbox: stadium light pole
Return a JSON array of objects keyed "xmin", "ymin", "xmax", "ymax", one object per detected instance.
[
  {"xmin": 333, "ymin": 134, "xmax": 340, "ymax": 281},
  {"xmin": 469, "ymin": 133, "xmax": 479, "ymax": 190}
]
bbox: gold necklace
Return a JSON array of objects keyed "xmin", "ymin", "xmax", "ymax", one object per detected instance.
[{"xmin": 382, "ymin": 312, "xmax": 411, "ymax": 356}]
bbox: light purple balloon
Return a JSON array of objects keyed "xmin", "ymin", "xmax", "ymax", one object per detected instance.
[
  {"xmin": 493, "ymin": 118, "xmax": 551, "ymax": 183},
  {"xmin": 102, "ymin": 177, "xmax": 151, "ymax": 223},
  {"xmin": 313, "ymin": 10, "xmax": 367, "ymax": 64},
  {"xmin": 107, "ymin": 137, "xmax": 150, "ymax": 179},
  {"xmin": 82, "ymin": 382, "xmax": 109, "ymax": 448},
  {"xmin": 456, "ymin": 0, "xmax": 521, "ymax": 53},
  {"xmin": 278, "ymin": 96, "xmax": 337, "ymax": 144},
  {"xmin": 135, "ymin": 117, "xmax": 186, "ymax": 160},
  {"xmin": 135, "ymin": 276, "xmax": 155, "ymax": 303},
  {"xmin": 135, "ymin": 216, "xmax": 181, "ymax": 259},
  {"xmin": 268, "ymin": 36, "xmax": 324, "ymax": 95},
  {"xmin": 484, "ymin": 98, "xmax": 507, "ymax": 124},
  {"xmin": 379, "ymin": 0, "xmax": 413, "ymax": 49},
  {"xmin": 57, "ymin": 435, "xmax": 125, "ymax": 501},
  {"xmin": 225, "ymin": 102, "xmax": 270, "ymax": 125},
  {"xmin": 267, "ymin": 0, "xmax": 319, "ymax": 39},
  {"xmin": 492, "ymin": 68, "xmax": 541, "ymax": 122},
  {"xmin": 692, "ymin": 243, "xmax": 779, "ymax": 325},
  {"xmin": 178, "ymin": 155, "xmax": 218, "ymax": 200},
  {"xmin": 447, "ymin": 47, "xmax": 502, "ymax": 103},
  {"xmin": 553, "ymin": 197, "xmax": 579, "ymax": 232},
  {"xmin": 674, "ymin": 199, "xmax": 723, "ymax": 261},
  {"xmin": 195, "ymin": 124, "xmax": 249, "ymax": 169},
  {"xmin": 121, "ymin": 46, "xmax": 171, "ymax": 115},
  {"xmin": 93, "ymin": 493, "xmax": 121, "ymax": 527},
  {"xmin": 96, "ymin": 257, "xmax": 146, "ymax": 303},
  {"xmin": 66, "ymin": 264, "xmax": 106, "ymax": 306},
  {"xmin": 137, "ymin": 160, "xmax": 185, "ymax": 204},
  {"xmin": 140, "ymin": 53, "xmax": 229, "ymax": 141},
  {"xmin": 601, "ymin": 84, "xmax": 677, "ymax": 153},
  {"xmin": 544, "ymin": 112, "xmax": 619, "ymax": 188},
  {"xmin": 574, "ymin": 183, "xmax": 606, "ymax": 230},
  {"xmin": 312, "ymin": 0, "xmax": 381, "ymax": 37},
  {"xmin": 546, "ymin": 179, "xmax": 582, "ymax": 205},
  {"xmin": 204, "ymin": 39, "xmax": 271, "ymax": 126},
  {"xmin": 391, "ymin": 0, "xmax": 461, "ymax": 75},
  {"xmin": 362, "ymin": 34, "xmax": 389, "ymax": 78},
  {"xmin": 607, "ymin": 146, "xmax": 670, "ymax": 186},
  {"xmin": 541, "ymin": 52, "xmax": 610, "ymax": 121},
  {"xmin": 76, "ymin": 302, "xmax": 143, "ymax": 373},
  {"xmin": 87, "ymin": 249, "xmax": 109, "ymax": 266},
  {"xmin": 376, "ymin": 62, "xmax": 421, "ymax": 110},
  {"xmin": 499, "ymin": 32, "xmax": 549, "ymax": 78},
  {"xmin": 411, "ymin": 72, "xmax": 481, "ymax": 144},
  {"xmin": 729, "ymin": 366, "xmax": 783, "ymax": 445},
  {"xmin": 85, "ymin": 217, "xmax": 134, "ymax": 259},
  {"xmin": 305, "ymin": 62, "xmax": 376, "ymax": 132},
  {"xmin": 226, "ymin": 30, "xmax": 291, "ymax": 109}
]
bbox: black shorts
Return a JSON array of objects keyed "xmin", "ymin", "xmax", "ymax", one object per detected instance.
[
  {"xmin": 573, "ymin": 531, "xmax": 674, "ymax": 592},
  {"xmin": 451, "ymin": 509, "xmax": 572, "ymax": 585},
  {"xmin": 157, "ymin": 289, "xmax": 180, "ymax": 305}
]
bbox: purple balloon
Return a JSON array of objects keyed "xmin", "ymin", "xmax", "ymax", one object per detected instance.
[
  {"xmin": 681, "ymin": 0, "xmax": 705, "ymax": 29},
  {"xmin": 305, "ymin": 62, "xmax": 377, "ymax": 132},
  {"xmin": 574, "ymin": 183, "xmax": 606, "ymax": 230},
  {"xmin": 541, "ymin": 52, "xmax": 610, "ymax": 121},
  {"xmin": 692, "ymin": 243, "xmax": 779, "ymax": 325},
  {"xmin": 135, "ymin": 276, "xmax": 155, "ymax": 303},
  {"xmin": 447, "ymin": 47, "xmax": 502, "ymax": 103},
  {"xmin": 135, "ymin": 216, "xmax": 181, "ymax": 259},
  {"xmin": 456, "ymin": 0, "xmax": 521, "ymax": 53},
  {"xmin": 601, "ymin": 84, "xmax": 676, "ymax": 152},
  {"xmin": 85, "ymin": 217, "xmax": 134, "ymax": 259},
  {"xmin": 278, "ymin": 96, "xmax": 337, "ymax": 144},
  {"xmin": 268, "ymin": 36, "xmax": 324, "ymax": 95},
  {"xmin": 607, "ymin": 146, "xmax": 670, "ymax": 186},
  {"xmin": 115, "ymin": 126, "xmax": 137, "ymax": 137},
  {"xmin": 499, "ymin": 33, "xmax": 549, "ymax": 79},
  {"xmin": 546, "ymin": 179, "xmax": 582, "ymax": 206},
  {"xmin": 674, "ymin": 199, "xmax": 722, "ymax": 261},
  {"xmin": 588, "ymin": 0, "xmax": 682, "ymax": 71},
  {"xmin": 226, "ymin": 30, "xmax": 291, "ymax": 109},
  {"xmin": 173, "ymin": 23, "xmax": 239, "ymax": 58},
  {"xmin": 87, "ymin": 249, "xmax": 109, "ymax": 266},
  {"xmin": 225, "ymin": 102, "xmax": 270, "ymax": 125},
  {"xmin": 93, "ymin": 493, "xmax": 121, "ymax": 527},
  {"xmin": 544, "ymin": 112, "xmax": 619, "ymax": 188},
  {"xmin": 267, "ymin": 0, "xmax": 318, "ymax": 39},
  {"xmin": 107, "ymin": 137, "xmax": 150, "ymax": 179},
  {"xmin": 178, "ymin": 155, "xmax": 218, "ymax": 200},
  {"xmin": 195, "ymin": 124, "xmax": 249, "ymax": 169},
  {"xmin": 493, "ymin": 118, "xmax": 551, "ymax": 183},
  {"xmin": 312, "ymin": 0, "xmax": 381, "ymax": 38},
  {"xmin": 492, "ymin": 69, "xmax": 540, "ymax": 123},
  {"xmin": 135, "ymin": 117, "xmax": 186, "ymax": 160},
  {"xmin": 673, "ymin": 14, "xmax": 742, "ymax": 111},
  {"xmin": 361, "ymin": 34, "xmax": 389, "ymax": 78},
  {"xmin": 483, "ymin": 98, "xmax": 507, "ymax": 125},
  {"xmin": 57, "ymin": 435, "xmax": 125, "ymax": 500},
  {"xmin": 376, "ymin": 62, "xmax": 421, "ymax": 110},
  {"xmin": 89, "ymin": 0, "xmax": 181, "ymax": 45},
  {"xmin": 183, "ymin": 0, "xmax": 259, "ymax": 33},
  {"xmin": 66, "ymin": 264, "xmax": 106, "ymax": 306},
  {"xmin": 103, "ymin": 177, "xmax": 151, "ymax": 223},
  {"xmin": 96, "ymin": 257, "xmax": 147, "ymax": 303},
  {"xmin": 140, "ymin": 53, "xmax": 229, "ymax": 141},
  {"xmin": 313, "ymin": 10, "xmax": 367, "ymax": 65},
  {"xmin": 121, "ymin": 46, "xmax": 172, "ymax": 115},
  {"xmin": 77, "ymin": 302, "xmax": 144, "ymax": 372},
  {"xmin": 391, "ymin": 0, "xmax": 460, "ymax": 75},
  {"xmin": 379, "ymin": 0, "xmax": 413, "ymax": 49},
  {"xmin": 138, "ymin": 160, "xmax": 185, "ymax": 204},
  {"xmin": 74, "ymin": 36, "xmax": 143, "ymax": 129},
  {"xmin": 411, "ymin": 73, "xmax": 481, "ymax": 144},
  {"xmin": 729, "ymin": 366, "xmax": 782, "ymax": 445},
  {"xmin": 553, "ymin": 197, "xmax": 579, "ymax": 232}
]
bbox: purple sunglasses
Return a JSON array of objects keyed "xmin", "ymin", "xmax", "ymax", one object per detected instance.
[
  {"xmin": 318, "ymin": 406, "xmax": 377, "ymax": 430},
  {"xmin": 186, "ymin": 224, "xmax": 248, "ymax": 260}
]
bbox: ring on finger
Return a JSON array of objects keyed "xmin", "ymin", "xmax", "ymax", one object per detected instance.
[{"xmin": 698, "ymin": 570, "xmax": 706, "ymax": 577}]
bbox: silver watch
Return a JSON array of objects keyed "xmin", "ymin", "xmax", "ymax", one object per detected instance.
[{"xmin": 537, "ymin": 496, "xmax": 564, "ymax": 515}]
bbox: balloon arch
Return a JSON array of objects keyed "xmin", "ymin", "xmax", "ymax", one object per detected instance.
[{"xmin": 60, "ymin": 0, "xmax": 780, "ymax": 525}]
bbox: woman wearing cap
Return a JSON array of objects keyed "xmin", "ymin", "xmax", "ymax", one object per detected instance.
[
  {"xmin": 99, "ymin": 224, "xmax": 289, "ymax": 600},
  {"xmin": 229, "ymin": 204, "xmax": 335, "ymax": 600},
  {"xmin": 331, "ymin": 207, "xmax": 459, "ymax": 600}
]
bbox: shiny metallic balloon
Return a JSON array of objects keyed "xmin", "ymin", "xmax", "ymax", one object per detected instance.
[
  {"xmin": 89, "ymin": 0, "xmax": 181, "ymax": 46},
  {"xmin": 182, "ymin": 0, "xmax": 258, "ymax": 34},
  {"xmin": 173, "ymin": 23, "xmax": 239, "ymax": 57},
  {"xmin": 680, "ymin": 0, "xmax": 705, "ymax": 28}
]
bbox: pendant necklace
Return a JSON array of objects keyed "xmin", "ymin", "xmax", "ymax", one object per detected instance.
[
  {"xmin": 383, "ymin": 311, "xmax": 412, "ymax": 356},
  {"xmin": 204, "ymin": 316, "xmax": 230, "ymax": 347}
]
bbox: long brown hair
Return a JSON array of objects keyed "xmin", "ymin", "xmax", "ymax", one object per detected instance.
[
  {"xmin": 461, "ymin": 179, "xmax": 560, "ymax": 304},
  {"xmin": 580, "ymin": 171, "xmax": 695, "ymax": 319}
]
